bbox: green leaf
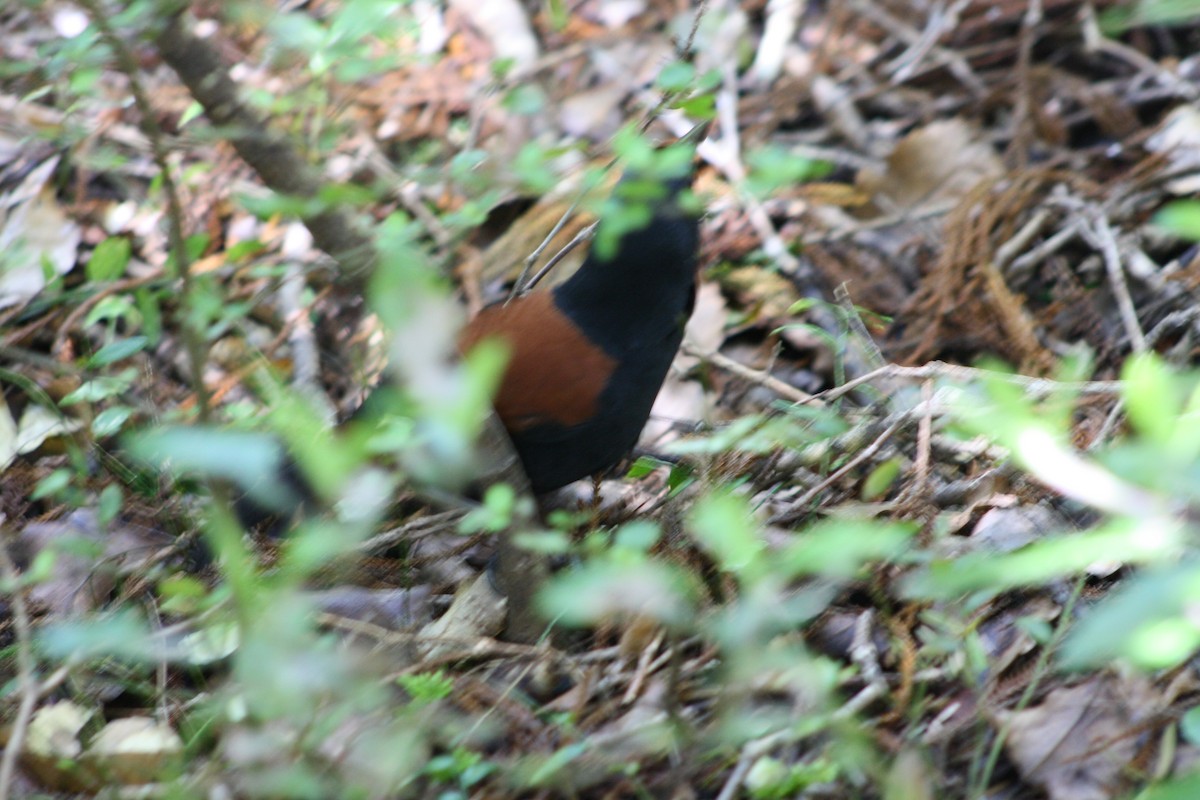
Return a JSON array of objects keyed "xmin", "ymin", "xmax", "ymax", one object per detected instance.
[
  {"xmin": 398, "ymin": 670, "xmax": 454, "ymax": 705},
  {"xmin": 656, "ymin": 61, "xmax": 695, "ymax": 92},
  {"xmin": 672, "ymin": 93, "xmax": 717, "ymax": 118},
  {"xmin": 97, "ymin": 484, "xmax": 123, "ymax": 525},
  {"xmin": 84, "ymin": 294, "xmax": 138, "ymax": 329},
  {"xmin": 31, "ymin": 468, "xmax": 72, "ymax": 500},
  {"xmin": 179, "ymin": 100, "xmax": 204, "ymax": 128},
  {"xmin": 780, "ymin": 519, "xmax": 914, "ymax": 579},
  {"xmin": 1122, "ymin": 352, "xmax": 1177, "ymax": 445},
  {"xmin": 614, "ymin": 521, "xmax": 660, "ymax": 553},
  {"xmin": 86, "ymin": 237, "xmax": 131, "ymax": 282},
  {"xmin": 1155, "ymin": 200, "xmax": 1200, "ymax": 240},
  {"xmin": 861, "ymin": 457, "xmax": 902, "ymax": 500},
  {"xmin": 904, "ymin": 517, "xmax": 1180, "ymax": 600},
  {"xmin": 134, "ymin": 288, "xmax": 162, "ymax": 344},
  {"xmin": 126, "ymin": 426, "xmax": 305, "ymax": 512},
  {"xmin": 62, "ymin": 371, "xmax": 136, "ymax": 404},
  {"xmin": 689, "ymin": 491, "xmax": 764, "ymax": 578},
  {"xmin": 503, "ymin": 84, "xmax": 546, "ymax": 116},
  {"xmin": 1060, "ymin": 561, "xmax": 1200, "ymax": 670},
  {"xmin": 92, "ymin": 406, "xmax": 133, "ymax": 438},
  {"xmin": 537, "ymin": 560, "xmax": 695, "ymax": 627},
  {"xmin": 459, "ymin": 483, "xmax": 519, "ymax": 533},
  {"xmin": 746, "ymin": 145, "xmax": 833, "ymax": 197},
  {"xmin": 38, "ymin": 608, "xmax": 153, "ymax": 660},
  {"xmin": 87, "ymin": 335, "xmax": 148, "ymax": 367},
  {"xmin": 1182, "ymin": 705, "xmax": 1200, "ymax": 745}
]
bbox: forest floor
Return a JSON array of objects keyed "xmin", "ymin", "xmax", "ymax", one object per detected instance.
[{"xmin": 3, "ymin": 1, "xmax": 1200, "ymax": 798}]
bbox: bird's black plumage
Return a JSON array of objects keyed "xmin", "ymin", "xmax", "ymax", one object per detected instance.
[{"xmin": 460, "ymin": 170, "xmax": 700, "ymax": 492}]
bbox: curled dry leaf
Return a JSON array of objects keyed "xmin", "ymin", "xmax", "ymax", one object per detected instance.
[
  {"xmin": 642, "ymin": 282, "xmax": 724, "ymax": 444},
  {"xmin": 310, "ymin": 586, "xmax": 433, "ymax": 630},
  {"xmin": 419, "ymin": 573, "xmax": 507, "ymax": 661},
  {"xmin": 0, "ymin": 401, "xmax": 84, "ymax": 471}
]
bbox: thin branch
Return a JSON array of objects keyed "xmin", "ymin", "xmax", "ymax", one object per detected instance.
[
  {"xmin": 520, "ymin": 221, "xmax": 598, "ymax": 293},
  {"xmin": 0, "ymin": 541, "xmax": 39, "ymax": 800},
  {"xmin": 154, "ymin": 13, "xmax": 377, "ymax": 282},
  {"xmin": 82, "ymin": 2, "xmax": 212, "ymax": 419}
]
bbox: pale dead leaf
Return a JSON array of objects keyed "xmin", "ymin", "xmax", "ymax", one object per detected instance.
[
  {"xmin": 419, "ymin": 573, "xmax": 506, "ymax": 661},
  {"xmin": 174, "ymin": 622, "xmax": 241, "ymax": 667},
  {"xmin": 309, "ymin": 586, "xmax": 433, "ymax": 629},
  {"xmin": 681, "ymin": 281, "xmax": 729, "ymax": 368},
  {"xmin": 643, "ymin": 376, "xmax": 706, "ymax": 447},
  {"xmin": 0, "ymin": 157, "xmax": 82, "ymax": 310},
  {"xmin": 83, "ymin": 717, "xmax": 183, "ymax": 785},
  {"xmin": 20, "ymin": 701, "xmax": 95, "ymax": 792},
  {"xmin": 640, "ymin": 283, "xmax": 722, "ymax": 444},
  {"xmin": 14, "ymin": 404, "xmax": 83, "ymax": 460},
  {"xmin": 478, "ymin": 174, "xmax": 606, "ymax": 291},
  {"xmin": 977, "ymin": 597, "xmax": 1059, "ymax": 677},
  {"xmin": 970, "ymin": 504, "xmax": 1062, "ymax": 553},
  {"xmin": 749, "ymin": 0, "xmax": 803, "ymax": 85},
  {"xmin": 559, "ymin": 84, "xmax": 627, "ymax": 139},
  {"xmin": 720, "ymin": 265, "xmax": 802, "ymax": 324},
  {"xmin": 0, "ymin": 394, "xmax": 18, "ymax": 470},
  {"xmin": 857, "ymin": 119, "xmax": 1003, "ymax": 213},
  {"xmin": 25, "ymin": 701, "xmax": 90, "ymax": 759},
  {"xmin": 592, "ymin": 0, "xmax": 646, "ymax": 28},
  {"xmin": 1146, "ymin": 104, "xmax": 1200, "ymax": 195},
  {"xmin": 411, "ymin": 0, "xmax": 448, "ymax": 55},
  {"xmin": 446, "ymin": 0, "xmax": 539, "ymax": 70}
]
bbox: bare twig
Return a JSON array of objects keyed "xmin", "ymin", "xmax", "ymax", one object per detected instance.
[
  {"xmin": 509, "ymin": 193, "xmax": 592, "ymax": 299},
  {"xmin": 887, "ymin": 0, "xmax": 984, "ymax": 94},
  {"xmin": 154, "ymin": 14, "xmax": 377, "ymax": 281},
  {"xmin": 520, "ymin": 221, "xmax": 599, "ymax": 293},
  {"xmin": 682, "ymin": 343, "xmax": 820, "ymax": 406},
  {"xmin": 819, "ymin": 361, "xmax": 1125, "ymax": 406},
  {"xmin": 0, "ymin": 541, "xmax": 38, "ymax": 800},
  {"xmin": 851, "ymin": 0, "xmax": 985, "ymax": 95},
  {"xmin": 1085, "ymin": 211, "xmax": 1147, "ymax": 352},
  {"xmin": 770, "ymin": 416, "xmax": 906, "ymax": 521}
]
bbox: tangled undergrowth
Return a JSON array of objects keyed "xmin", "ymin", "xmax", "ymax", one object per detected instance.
[{"xmin": 3, "ymin": 1, "xmax": 1200, "ymax": 798}]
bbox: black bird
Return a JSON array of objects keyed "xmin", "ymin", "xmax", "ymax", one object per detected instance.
[{"xmin": 458, "ymin": 160, "xmax": 700, "ymax": 492}]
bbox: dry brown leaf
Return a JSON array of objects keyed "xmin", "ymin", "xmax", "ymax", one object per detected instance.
[
  {"xmin": 720, "ymin": 265, "xmax": 802, "ymax": 325},
  {"xmin": 419, "ymin": 573, "xmax": 507, "ymax": 661},
  {"xmin": 857, "ymin": 119, "xmax": 1004, "ymax": 214},
  {"xmin": 996, "ymin": 674, "xmax": 1159, "ymax": 800},
  {"xmin": 310, "ymin": 586, "xmax": 433, "ymax": 629}
]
